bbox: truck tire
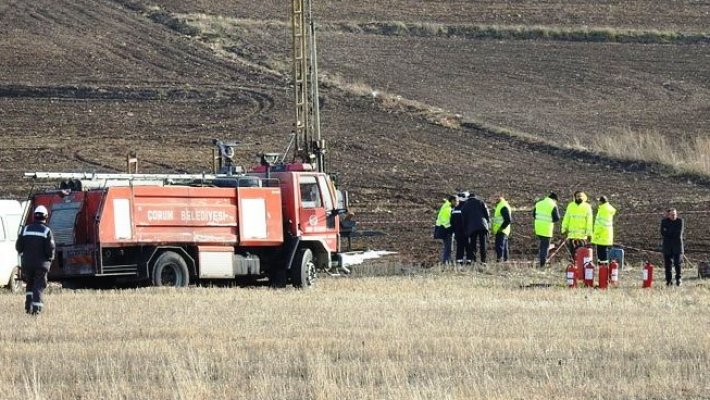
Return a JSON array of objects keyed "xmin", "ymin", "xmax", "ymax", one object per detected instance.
[
  {"xmin": 152, "ymin": 251, "xmax": 190, "ymax": 287},
  {"xmin": 7, "ymin": 267, "xmax": 22, "ymax": 293},
  {"xmin": 291, "ymin": 248, "xmax": 316, "ymax": 288}
]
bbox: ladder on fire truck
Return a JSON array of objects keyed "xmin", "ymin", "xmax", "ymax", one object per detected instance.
[
  {"xmin": 25, "ymin": 172, "xmax": 221, "ymax": 184},
  {"xmin": 24, "ymin": 140, "xmax": 250, "ymax": 187},
  {"xmin": 291, "ymin": 0, "xmax": 326, "ymax": 173}
]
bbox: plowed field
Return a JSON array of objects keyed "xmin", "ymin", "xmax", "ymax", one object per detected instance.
[
  {"xmin": 2, "ymin": 0, "xmax": 710, "ymax": 266},
  {"xmin": 150, "ymin": 0, "xmax": 710, "ymax": 31}
]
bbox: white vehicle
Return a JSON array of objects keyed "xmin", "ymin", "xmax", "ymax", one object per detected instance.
[{"xmin": 0, "ymin": 200, "xmax": 23, "ymax": 292}]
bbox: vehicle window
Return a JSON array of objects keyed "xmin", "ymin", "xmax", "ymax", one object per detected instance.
[
  {"xmin": 0, "ymin": 217, "xmax": 6, "ymax": 241},
  {"xmin": 317, "ymin": 175, "xmax": 334, "ymax": 210},
  {"xmin": 300, "ymin": 176, "xmax": 323, "ymax": 209}
]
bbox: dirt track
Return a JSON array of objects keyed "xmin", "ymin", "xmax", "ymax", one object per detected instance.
[{"xmin": 2, "ymin": 0, "xmax": 710, "ymax": 266}]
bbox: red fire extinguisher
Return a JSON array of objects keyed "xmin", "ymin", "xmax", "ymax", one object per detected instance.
[
  {"xmin": 566, "ymin": 264, "xmax": 577, "ymax": 288},
  {"xmin": 598, "ymin": 262, "xmax": 609, "ymax": 289},
  {"xmin": 642, "ymin": 261, "xmax": 654, "ymax": 288},
  {"xmin": 583, "ymin": 261, "xmax": 595, "ymax": 287},
  {"xmin": 609, "ymin": 259, "xmax": 620, "ymax": 287},
  {"xmin": 575, "ymin": 246, "xmax": 593, "ymax": 281}
]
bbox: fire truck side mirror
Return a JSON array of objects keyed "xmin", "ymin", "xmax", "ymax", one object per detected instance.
[{"xmin": 335, "ymin": 189, "xmax": 349, "ymax": 214}]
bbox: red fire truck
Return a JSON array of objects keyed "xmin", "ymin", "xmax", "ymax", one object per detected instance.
[
  {"xmin": 24, "ymin": 156, "xmax": 348, "ymax": 288},
  {"xmin": 20, "ymin": 0, "xmax": 353, "ymax": 288}
]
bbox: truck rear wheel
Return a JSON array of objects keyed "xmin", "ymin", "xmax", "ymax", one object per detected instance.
[
  {"xmin": 291, "ymin": 248, "xmax": 316, "ymax": 288},
  {"xmin": 7, "ymin": 267, "xmax": 22, "ymax": 293},
  {"xmin": 152, "ymin": 251, "xmax": 190, "ymax": 287}
]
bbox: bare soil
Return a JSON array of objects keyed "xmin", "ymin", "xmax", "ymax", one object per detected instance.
[
  {"xmin": 149, "ymin": 0, "xmax": 710, "ymax": 32},
  {"xmin": 2, "ymin": 0, "xmax": 710, "ymax": 267}
]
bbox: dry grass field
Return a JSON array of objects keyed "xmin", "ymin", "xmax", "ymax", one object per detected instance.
[{"xmin": 1, "ymin": 266, "xmax": 709, "ymax": 399}]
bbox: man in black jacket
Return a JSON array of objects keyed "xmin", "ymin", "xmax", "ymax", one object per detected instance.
[
  {"xmin": 462, "ymin": 192, "xmax": 490, "ymax": 264},
  {"xmin": 16, "ymin": 205, "xmax": 55, "ymax": 314},
  {"xmin": 451, "ymin": 191, "xmax": 472, "ymax": 264},
  {"xmin": 660, "ymin": 208, "xmax": 684, "ymax": 286}
]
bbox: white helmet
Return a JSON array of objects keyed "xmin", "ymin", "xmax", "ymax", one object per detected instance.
[{"xmin": 33, "ymin": 205, "xmax": 48, "ymax": 217}]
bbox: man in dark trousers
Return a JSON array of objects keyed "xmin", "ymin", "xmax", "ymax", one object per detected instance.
[
  {"xmin": 533, "ymin": 193, "xmax": 560, "ymax": 268},
  {"xmin": 462, "ymin": 192, "xmax": 490, "ymax": 264},
  {"xmin": 451, "ymin": 191, "xmax": 473, "ymax": 264},
  {"xmin": 16, "ymin": 205, "xmax": 55, "ymax": 314},
  {"xmin": 491, "ymin": 194, "xmax": 512, "ymax": 262},
  {"xmin": 660, "ymin": 208, "xmax": 684, "ymax": 286}
]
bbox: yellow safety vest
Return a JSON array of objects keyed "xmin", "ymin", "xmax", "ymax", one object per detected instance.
[
  {"xmin": 435, "ymin": 200, "xmax": 452, "ymax": 228},
  {"xmin": 492, "ymin": 200, "xmax": 511, "ymax": 236},
  {"xmin": 562, "ymin": 201, "xmax": 593, "ymax": 239},
  {"xmin": 592, "ymin": 202, "xmax": 616, "ymax": 246},
  {"xmin": 534, "ymin": 197, "xmax": 556, "ymax": 238}
]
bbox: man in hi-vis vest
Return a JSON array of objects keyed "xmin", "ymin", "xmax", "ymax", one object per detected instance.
[
  {"xmin": 561, "ymin": 191, "xmax": 593, "ymax": 259},
  {"xmin": 491, "ymin": 195, "xmax": 512, "ymax": 262},
  {"xmin": 434, "ymin": 195, "xmax": 457, "ymax": 264},
  {"xmin": 591, "ymin": 196, "xmax": 616, "ymax": 264},
  {"xmin": 533, "ymin": 193, "xmax": 560, "ymax": 268}
]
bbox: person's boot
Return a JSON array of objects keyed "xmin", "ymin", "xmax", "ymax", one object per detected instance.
[
  {"xmin": 676, "ymin": 278, "xmax": 682, "ymax": 286},
  {"xmin": 31, "ymin": 303, "xmax": 43, "ymax": 315}
]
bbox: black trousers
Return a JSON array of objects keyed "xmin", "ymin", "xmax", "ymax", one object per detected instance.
[
  {"xmin": 538, "ymin": 236, "xmax": 550, "ymax": 268},
  {"xmin": 596, "ymin": 245, "xmax": 610, "ymax": 263},
  {"xmin": 23, "ymin": 266, "xmax": 48, "ymax": 313},
  {"xmin": 495, "ymin": 232, "xmax": 509, "ymax": 262},
  {"xmin": 454, "ymin": 234, "xmax": 473, "ymax": 262},
  {"xmin": 663, "ymin": 253, "xmax": 682, "ymax": 284},
  {"xmin": 469, "ymin": 230, "xmax": 488, "ymax": 263}
]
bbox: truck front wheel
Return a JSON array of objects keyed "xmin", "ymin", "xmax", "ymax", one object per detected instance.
[
  {"xmin": 152, "ymin": 251, "xmax": 190, "ymax": 287},
  {"xmin": 291, "ymin": 248, "xmax": 316, "ymax": 289}
]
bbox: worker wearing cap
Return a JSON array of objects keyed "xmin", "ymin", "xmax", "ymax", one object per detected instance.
[
  {"xmin": 591, "ymin": 196, "xmax": 616, "ymax": 264},
  {"xmin": 434, "ymin": 195, "xmax": 457, "ymax": 264},
  {"xmin": 16, "ymin": 205, "xmax": 55, "ymax": 315},
  {"xmin": 491, "ymin": 194, "xmax": 512, "ymax": 262},
  {"xmin": 561, "ymin": 191, "xmax": 593, "ymax": 259},
  {"xmin": 533, "ymin": 193, "xmax": 560, "ymax": 268}
]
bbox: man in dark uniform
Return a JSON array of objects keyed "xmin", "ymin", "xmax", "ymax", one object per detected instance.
[
  {"xmin": 462, "ymin": 192, "xmax": 490, "ymax": 264},
  {"xmin": 16, "ymin": 205, "xmax": 55, "ymax": 314},
  {"xmin": 660, "ymin": 208, "xmax": 684, "ymax": 286},
  {"xmin": 451, "ymin": 191, "xmax": 472, "ymax": 264}
]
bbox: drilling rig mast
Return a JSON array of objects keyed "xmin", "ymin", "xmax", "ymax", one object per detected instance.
[{"xmin": 291, "ymin": 0, "xmax": 325, "ymax": 172}]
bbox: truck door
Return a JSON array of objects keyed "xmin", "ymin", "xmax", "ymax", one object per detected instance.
[
  {"xmin": 316, "ymin": 175, "xmax": 337, "ymax": 230},
  {"xmin": 298, "ymin": 175, "xmax": 327, "ymax": 234}
]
